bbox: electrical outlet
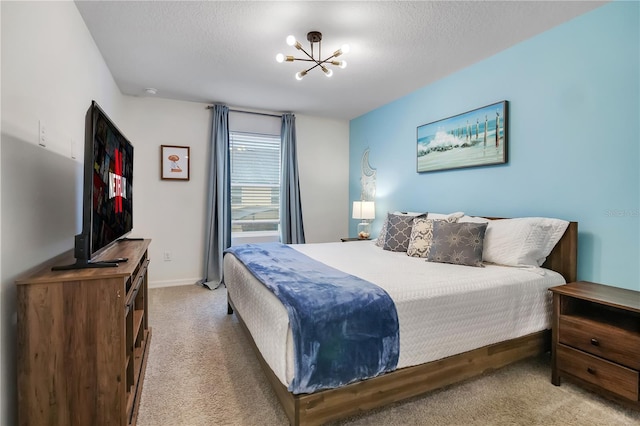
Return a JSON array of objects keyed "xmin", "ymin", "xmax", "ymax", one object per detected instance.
[
  {"xmin": 163, "ymin": 251, "xmax": 172, "ymax": 262},
  {"xmin": 71, "ymin": 138, "xmax": 78, "ymax": 159},
  {"xmin": 38, "ymin": 120, "xmax": 46, "ymax": 147}
]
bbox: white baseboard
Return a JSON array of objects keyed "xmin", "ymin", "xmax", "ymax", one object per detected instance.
[{"xmin": 149, "ymin": 278, "xmax": 203, "ymax": 289}]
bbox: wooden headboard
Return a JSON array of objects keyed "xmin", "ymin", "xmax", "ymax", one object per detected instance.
[{"xmin": 485, "ymin": 218, "xmax": 578, "ymax": 283}]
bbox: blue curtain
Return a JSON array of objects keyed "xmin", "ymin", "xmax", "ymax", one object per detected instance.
[
  {"xmin": 280, "ymin": 113, "xmax": 305, "ymax": 244},
  {"xmin": 200, "ymin": 104, "xmax": 231, "ymax": 289}
]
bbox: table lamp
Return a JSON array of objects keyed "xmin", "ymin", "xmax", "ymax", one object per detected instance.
[{"xmin": 352, "ymin": 201, "xmax": 375, "ymax": 239}]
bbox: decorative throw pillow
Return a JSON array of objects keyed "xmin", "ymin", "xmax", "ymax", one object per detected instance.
[
  {"xmin": 376, "ymin": 212, "xmax": 426, "ymax": 248},
  {"xmin": 375, "ymin": 216, "xmax": 390, "ymax": 247},
  {"xmin": 406, "ymin": 218, "xmax": 436, "ymax": 257},
  {"xmin": 407, "ymin": 214, "xmax": 462, "ymax": 258},
  {"xmin": 426, "ymin": 221, "xmax": 488, "ymax": 267},
  {"xmin": 383, "ymin": 214, "xmax": 421, "ymax": 252}
]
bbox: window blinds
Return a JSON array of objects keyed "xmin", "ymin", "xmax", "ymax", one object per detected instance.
[{"xmin": 230, "ymin": 132, "xmax": 281, "ymax": 233}]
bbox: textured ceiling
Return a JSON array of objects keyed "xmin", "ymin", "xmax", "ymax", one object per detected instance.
[{"xmin": 75, "ymin": 1, "xmax": 607, "ymax": 120}]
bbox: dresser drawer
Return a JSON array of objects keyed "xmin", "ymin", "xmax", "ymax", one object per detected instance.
[
  {"xmin": 557, "ymin": 344, "xmax": 639, "ymax": 401},
  {"xmin": 559, "ymin": 315, "xmax": 640, "ymax": 370}
]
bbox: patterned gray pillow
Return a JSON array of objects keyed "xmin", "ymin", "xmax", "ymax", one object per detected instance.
[
  {"xmin": 426, "ymin": 221, "xmax": 488, "ymax": 267},
  {"xmin": 375, "ymin": 215, "xmax": 390, "ymax": 247},
  {"xmin": 407, "ymin": 215, "xmax": 461, "ymax": 258},
  {"xmin": 383, "ymin": 214, "xmax": 417, "ymax": 252},
  {"xmin": 376, "ymin": 212, "xmax": 427, "ymax": 248}
]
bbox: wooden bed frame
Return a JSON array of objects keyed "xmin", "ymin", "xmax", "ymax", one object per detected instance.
[{"xmin": 227, "ymin": 221, "xmax": 578, "ymax": 425}]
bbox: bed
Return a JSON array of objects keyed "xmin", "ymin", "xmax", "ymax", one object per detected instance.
[{"xmin": 223, "ymin": 215, "xmax": 578, "ymax": 425}]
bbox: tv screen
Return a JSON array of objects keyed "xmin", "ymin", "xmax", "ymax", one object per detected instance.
[
  {"xmin": 52, "ymin": 101, "xmax": 134, "ymax": 271},
  {"xmin": 89, "ymin": 102, "xmax": 134, "ymax": 256}
]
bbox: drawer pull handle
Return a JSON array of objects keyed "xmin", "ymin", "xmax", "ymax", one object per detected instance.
[
  {"xmin": 590, "ymin": 338, "xmax": 599, "ymax": 346},
  {"xmin": 587, "ymin": 367, "xmax": 596, "ymax": 375}
]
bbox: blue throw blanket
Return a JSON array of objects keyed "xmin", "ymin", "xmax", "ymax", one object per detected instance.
[{"xmin": 224, "ymin": 243, "xmax": 399, "ymax": 394}]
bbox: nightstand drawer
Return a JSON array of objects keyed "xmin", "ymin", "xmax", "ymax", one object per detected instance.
[
  {"xmin": 559, "ymin": 315, "xmax": 640, "ymax": 370},
  {"xmin": 557, "ymin": 344, "xmax": 639, "ymax": 401}
]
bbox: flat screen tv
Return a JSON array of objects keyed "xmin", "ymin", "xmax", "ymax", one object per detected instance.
[{"xmin": 53, "ymin": 101, "xmax": 134, "ymax": 270}]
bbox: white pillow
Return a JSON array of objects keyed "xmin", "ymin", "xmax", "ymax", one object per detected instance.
[
  {"xmin": 483, "ymin": 217, "xmax": 569, "ymax": 267},
  {"xmin": 458, "ymin": 215, "xmax": 491, "ymax": 224},
  {"xmin": 427, "ymin": 211, "xmax": 465, "ymax": 221}
]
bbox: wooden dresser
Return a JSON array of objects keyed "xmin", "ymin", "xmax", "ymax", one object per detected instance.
[
  {"xmin": 550, "ymin": 281, "xmax": 640, "ymax": 409},
  {"xmin": 16, "ymin": 239, "xmax": 152, "ymax": 426}
]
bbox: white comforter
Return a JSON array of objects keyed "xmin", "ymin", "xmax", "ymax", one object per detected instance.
[{"xmin": 224, "ymin": 241, "xmax": 565, "ymax": 389}]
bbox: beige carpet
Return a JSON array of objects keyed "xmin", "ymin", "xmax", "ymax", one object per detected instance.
[{"xmin": 137, "ymin": 285, "xmax": 640, "ymax": 426}]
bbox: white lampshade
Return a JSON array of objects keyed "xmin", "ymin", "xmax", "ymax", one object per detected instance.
[{"xmin": 352, "ymin": 201, "xmax": 375, "ymax": 220}]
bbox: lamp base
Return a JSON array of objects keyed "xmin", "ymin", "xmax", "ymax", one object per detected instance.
[{"xmin": 357, "ymin": 221, "xmax": 371, "ymax": 239}]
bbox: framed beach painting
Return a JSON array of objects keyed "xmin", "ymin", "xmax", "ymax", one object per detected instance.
[
  {"xmin": 417, "ymin": 101, "xmax": 508, "ymax": 173},
  {"xmin": 161, "ymin": 145, "xmax": 190, "ymax": 180}
]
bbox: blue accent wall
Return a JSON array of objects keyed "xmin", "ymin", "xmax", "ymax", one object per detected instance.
[{"xmin": 349, "ymin": 2, "xmax": 639, "ymax": 291}]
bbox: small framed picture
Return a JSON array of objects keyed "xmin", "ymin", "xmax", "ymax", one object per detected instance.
[{"xmin": 161, "ymin": 145, "xmax": 190, "ymax": 181}]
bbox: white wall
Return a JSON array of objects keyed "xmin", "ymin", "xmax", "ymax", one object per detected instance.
[
  {"xmin": 296, "ymin": 115, "xmax": 349, "ymax": 243},
  {"xmin": 122, "ymin": 98, "xmax": 350, "ymax": 287},
  {"xmin": 1, "ymin": 2, "xmax": 126, "ymax": 424},
  {"xmin": 121, "ymin": 96, "xmax": 211, "ymax": 287}
]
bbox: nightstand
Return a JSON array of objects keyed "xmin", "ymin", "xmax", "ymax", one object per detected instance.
[
  {"xmin": 340, "ymin": 237, "xmax": 371, "ymax": 242},
  {"xmin": 550, "ymin": 281, "xmax": 640, "ymax": 410}
]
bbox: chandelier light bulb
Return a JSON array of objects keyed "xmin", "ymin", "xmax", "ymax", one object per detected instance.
[
  {"xmin": 286, "ymin": 35, "xmax": 296, "ymax": 46},
  {"xmin": 276, "ymin": 53, "xmax": 285, "ymax": 63},
  {"xmin": 339, "ymin": 60, "xmax": 347, "ymax": 69},
  {"xmin": 322, "ymin": 67, "xmax": 333, "ymax": 77},
  {"xmin": 295, "ymin": 70, "xmax": 307, "ymax": 80}
]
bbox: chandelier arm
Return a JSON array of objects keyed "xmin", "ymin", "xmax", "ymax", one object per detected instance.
[
  {"xmin": 288, "ymin": 58, "xmax": 319, "ymax": 63},
  {"xmin": 302, "ymin": 62, "xmax": 323, "ymax": 74},
  {"xmin": 295, "ymin": 45, "xmax": 317, "ymax": 63},
  {"xmin": 315, "ymin": 54, "xmax": 339, "ymax": 66}
]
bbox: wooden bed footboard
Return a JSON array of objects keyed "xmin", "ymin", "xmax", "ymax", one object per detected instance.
[
  {"xmin": 226, "ymin": 220, "xmax": 577, "ymax": 425},
  {"xmin": 229, "ymin": 294, "xmax": 549, "ymax": 425}
]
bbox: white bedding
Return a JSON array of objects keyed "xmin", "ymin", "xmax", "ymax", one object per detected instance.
[{"xmin": 223, "ymin": 240, "xmax": 566, "ymax": 389}]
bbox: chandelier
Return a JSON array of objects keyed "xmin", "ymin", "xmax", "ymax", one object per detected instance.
[{"xmin": 276, "ymin": 31, "xmax": 349, "ymax": 80}]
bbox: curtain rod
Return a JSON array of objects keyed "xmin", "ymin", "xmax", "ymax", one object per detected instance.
[{"xmin": 206, "ymin": 105, "xmax": 282, "ymax": 118}]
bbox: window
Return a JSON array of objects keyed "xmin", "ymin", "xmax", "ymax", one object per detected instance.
[{"xmin": 230, "ymin": 131, "xmax": 280, "ymax": 235}]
